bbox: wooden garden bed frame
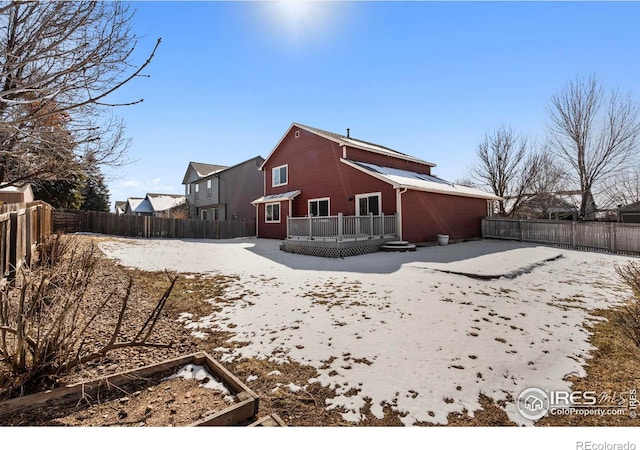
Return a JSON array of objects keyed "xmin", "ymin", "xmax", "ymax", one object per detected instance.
[{"xmin": 0, "ymin": 351, "xmax": 260, "ymax": 426}]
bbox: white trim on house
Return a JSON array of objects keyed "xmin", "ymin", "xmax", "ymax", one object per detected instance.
[
  {"xmin": 355, "ymin": 192, "xmax": 382, "ymax": 216},
  {"xmin": 308, "ymin": 197, "xmax": 330, "ymax": 217},
  {"xmin": 272, "ymin": 164, "xmax": 288, "ymax": 187},
  {"xmin": 265, "ymin": 202, "xmax": 281, "ymax": 223}
]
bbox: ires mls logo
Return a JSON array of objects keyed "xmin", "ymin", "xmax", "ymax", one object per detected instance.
[
  {"xmin": 517, "ymin": 387, "xmax": 638, "ymax": 420},
  {"xmin": 517, "ymin": 387, "xmax": 550, "ymax": 420}
]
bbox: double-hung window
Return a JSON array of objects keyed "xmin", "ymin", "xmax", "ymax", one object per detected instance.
[
  {"xmin": 272, "ymin": 164, "xmax": 288, "ymax": 187},
  {"xmin": 266, "ymin": 203, "xmax": 280, "ymax": 223},
  {"xmin": 206, "ymin": 179, "xmax": 212, "ymax": 197}
]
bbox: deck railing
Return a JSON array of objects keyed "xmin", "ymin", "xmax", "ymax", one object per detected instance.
[{"xmin": 287, "ymin": 213, "xmax": 398, "ymax": 241}]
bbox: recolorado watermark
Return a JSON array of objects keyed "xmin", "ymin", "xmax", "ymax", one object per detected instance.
[
  {"xmin": 575, "ymin": 442, "xmax": 636, "ymax": 450},
  {"xmin": 516, "ymin": 387, "xmax": 638, "ymax": 421}
]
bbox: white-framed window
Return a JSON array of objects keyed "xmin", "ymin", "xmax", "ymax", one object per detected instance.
[
  {"xmin": 201, "ymin": 209, "xmax": 207, "ymax": 220},
  {"xmin": 186, "ymin": 184, "xmax": 192, "ymax": 195},
  {"xmin": 206, "ymin": 179, "xmax": 212, "ymax": 197},
  {"xmin": 195, "ymin": 182, "xmax": 200, "ymax": 200},
  {"xmin": 265, "ymin": 202, "xmax": 280, "ymax": 223},
  {"xmin": 272, "ymin": 164, "xmax": 288, "ymax": 187},
  {"xmin": 355, "ymin": 192, "xmax": 381, "ymax": 216},
  {"xmin": 308, "ymin": 197, "xmax": 330, "ymax": 217}
]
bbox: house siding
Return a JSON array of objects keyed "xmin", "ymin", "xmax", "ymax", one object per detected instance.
[
  {"xmin": 184, "ymin": 157, "xmax": 263, "ymax": 220},
  {"xmin": 401, "ymin": 190, "xmax": 488, "ymax": 244},
  {"xmin": 261, "ymin": 127, "xmax": 396, "ymax": 230},
  {"xmin": 257, "ymin": 201, "xmax": 289, "ymax": 239},
  {"xmin": 219, "ymin": 156, "xmax": 263, "ymax": 220}
]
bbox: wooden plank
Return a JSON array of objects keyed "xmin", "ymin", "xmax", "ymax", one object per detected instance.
[
  {"xmin": 191, "ymin": 397, "xmax": 256, "ymax": 426},
  {"xmin": 0, "ymin": 351, "xmax": 258, "ymax": 427},
  {"xmin": 247, "ymin": 413, "xmax": 287, "ymax": 427}
]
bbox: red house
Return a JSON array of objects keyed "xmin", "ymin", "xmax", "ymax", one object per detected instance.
[{"xmin": 252, "ymin": 123, "xmax": 499, "ymax": 257}]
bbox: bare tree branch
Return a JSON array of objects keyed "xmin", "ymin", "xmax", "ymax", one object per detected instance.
[
  {"xmin": 547, "ymin": 74, "xmax": 640, "ymax": 219},
  {"xmin": 0, "ymin": 1, "xmax": 160, "ymax": 188}
]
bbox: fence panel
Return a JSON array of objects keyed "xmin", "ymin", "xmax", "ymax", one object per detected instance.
[
  {"xmin": 0, "ymin": 202, "xmax": 54, "ymax": 281},
  {"xmin": 482, "ymin": 218, "xmax": 640, "ymax": 255},
  {"xmin": 51, "ymin": 210, "xmax": 256, "ymax": 240}
]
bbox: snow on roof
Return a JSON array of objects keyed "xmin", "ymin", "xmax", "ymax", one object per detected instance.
[
  {"xmin": 343, "ymin": 159, "xmax": 501, "ymax": 200},
  {"xmin": 126, "ymin": 197, "xmax": 144, "ymax": 212},
  {"xmin": 251, "ymin": 190, "xmax": 301, "ymax": 205},
  {"xmin": 147, "ymin": 193, "xmax": 186, "ymax": 212},
  {"xmin": 191, "ymin": 162, "xmax": 228, "ymax": 178}
]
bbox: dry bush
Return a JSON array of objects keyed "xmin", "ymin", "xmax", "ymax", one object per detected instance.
[
  {"xmin": 614, "ymin": 261, "xmax": 640, "ymax": 348},
  {"xmin": 0, "ymin": 235, "xmax": 176, "ymax": 397}
]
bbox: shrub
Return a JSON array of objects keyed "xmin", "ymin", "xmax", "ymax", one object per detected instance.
[
  {"xmin": 614, "ymin": 261, "xmax": 640, "ymax": 348},
  {"xmin": 0, "ymin": 235, "xmax": 176, "ymax": 398}
]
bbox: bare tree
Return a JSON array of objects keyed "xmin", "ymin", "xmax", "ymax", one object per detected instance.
[
  {"xmin": 546, "ymin": 74, "xmax": 640, "ymax": 220},
  {"xmin": 600, "ymin": 167, "xmax": 640, "ymax": 209},
  {"xmin": 0, "ymin": 1, "xmax": 160, "ymax": 189},
  {"xmin": 471, "ymin": 125, "xmax": 541, "ymax": 216}
]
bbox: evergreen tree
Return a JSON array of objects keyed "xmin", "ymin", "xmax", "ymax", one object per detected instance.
[{"xmin": 80, "ymin": 168, "xmax": 110, "ymax": 212}]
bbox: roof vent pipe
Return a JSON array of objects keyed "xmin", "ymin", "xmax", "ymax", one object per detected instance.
[{"xmin": 346, "ymin": 128, "xmax": 350, "ymax": 138}]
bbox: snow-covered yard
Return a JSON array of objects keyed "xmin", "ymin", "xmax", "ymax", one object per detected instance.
[{"xmin": 98, "ymin": 237, "xmax": 635, "ymax": 426}]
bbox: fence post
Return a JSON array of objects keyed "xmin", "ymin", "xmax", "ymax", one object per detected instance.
[
  {"xmin": 25, "ymin": 207, "xmax": 32, "ymax": 268},
  {"xmin": 571, "ymin": 221, "xmax": 576, "ymax": 248},
  {"xmin": 369, "ymin": 212, "xmax": 374, "ymax": 238},
  {"xmin": 381, "ymin": 212, "xmax": 385, "ymax": 237},
  {"xmin": 610, "ymin": 222, "xmax": 617, "ymax": 253},
  {"xmin": 518, "ymin": 219, "xmax": 523, "ymax": 241},
  {"xmin": 8, "ymin": 212, "xmax": 17, "ymax": 281},
  {"xmin": 308, "ymin": 214, "xmax": 313, "ymax": 240},
  {"xmin": 338, "ymin": 213, "xmax": 343, "ymax": 241}
]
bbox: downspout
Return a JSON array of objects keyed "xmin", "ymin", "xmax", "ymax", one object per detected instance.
[{"xmin": 396, "ymin": 187, "xmax": 407, "ymax": 241}]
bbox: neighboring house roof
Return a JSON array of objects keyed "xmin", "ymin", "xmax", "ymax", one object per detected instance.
[
  {"xmin": 261, "ymin": 123, "xmax": 436, "ymax": 170},
  {"xmin": 134, "ymin": 198, "xmax": 154, "ymax": 214},
  {"xmin": 115, "ymin": 201, "xmax": 127, "ymax": 211},
  {"xmin": 182, "ymin": 161, "xmax": 228, "ymax": 184},
  {"xmin": 126, "ymin": 194, "xmax": 186, "ymax": 215},
  {"xmin": 252, "ymin": 190, "xmax": 301, "ymax": 205},
  {"xmin": 126, "ymin": 197, "xmax": 144, "ymax": 212},
  {"xmin": 0, "ymin": 183, "xmax": 34, "ymax": 202},
  {"xmin": 619, "ymin": 201, "xmax": 640, "ymax": 211},
  {"xmin": 342, "ymin": 160, "xmax": 501, "ymax": 201},
  {"xmin": 147, "ymin": 193, "xmax": 186, "ymax": 212}
]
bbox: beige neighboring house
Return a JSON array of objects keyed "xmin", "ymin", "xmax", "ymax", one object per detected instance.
[
  {"xmin": 0, "ymin": 183, "xmax": 34, "ymax": 204},
  {"xmin": 124, "ymin": 193, "xmax": 186, "ymax": 218}
]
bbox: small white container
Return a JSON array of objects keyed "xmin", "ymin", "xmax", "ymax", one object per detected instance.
[{"xmin": 437, "ymin": 234, "xmax": 449, "ymax": 246}]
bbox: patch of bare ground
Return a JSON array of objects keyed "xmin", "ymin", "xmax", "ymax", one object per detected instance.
[{"xmin": 536, "ymin": 308, "xmax": 640, "ymax": 426}]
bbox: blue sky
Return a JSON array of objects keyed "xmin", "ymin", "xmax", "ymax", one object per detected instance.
[{"xmin": 105, "ymin": 1, "xmax": 640, "ymax": 206}]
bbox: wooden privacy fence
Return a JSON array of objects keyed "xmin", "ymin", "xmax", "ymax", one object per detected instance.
[
  {"xmin": 0, "ymin": 201, "xmax": 53, "ymax": 279},
  {"xmin": 482, "ymin": 217, "xmax": 640, "ymax": 255},
  {"xmin": 53, "ymin": 210, "xmax": 256, "ymax": 240}
]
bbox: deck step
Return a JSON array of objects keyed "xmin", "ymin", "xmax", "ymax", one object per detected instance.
[{"xmin": 381, "ymin": 241, "xmax": 416, "ymax": 252}]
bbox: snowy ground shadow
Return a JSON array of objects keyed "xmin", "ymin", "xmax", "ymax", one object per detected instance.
[{"xmin": 238, "ymin": 238, "xmax": 561, "ymax": 275}]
